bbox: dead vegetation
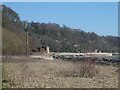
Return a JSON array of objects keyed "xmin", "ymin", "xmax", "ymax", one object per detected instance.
[
  {"xmin": 57, "ymin": 58, "xmax": 99, "ymax": 78},
  {"xmin": 2, "ymin": 56, "xmax": 118, "ymax": 88}
]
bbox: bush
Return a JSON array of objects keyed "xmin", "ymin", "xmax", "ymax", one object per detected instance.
[
  {"xmin": 77, "ymin": 59, "xmax": 99, "ymax": 78},
  {"xmin": 57, "ymin": 58, "xmax": 99, "ymax": 78}
]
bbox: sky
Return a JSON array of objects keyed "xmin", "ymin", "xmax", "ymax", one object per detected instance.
[{"xmin": 3, "ymin": 2, "xmax": 118, "ymax": 36}]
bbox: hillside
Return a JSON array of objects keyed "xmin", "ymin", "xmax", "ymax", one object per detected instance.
[
  {"xmin": 2, "ymin": 5, "xmax": 119, "ymax": 55},
  {"xmin": 2, "ymin": 5, "xmax": 39, "ymax": 55}
]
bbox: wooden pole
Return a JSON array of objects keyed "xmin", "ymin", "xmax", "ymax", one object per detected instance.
[
  {"xmin": 24, "ymin": 21, "xmax": 29, "ymax": 58},
  {"xmin": 26, "ymin": 31, "xmax": 29, "ymax": 57}
]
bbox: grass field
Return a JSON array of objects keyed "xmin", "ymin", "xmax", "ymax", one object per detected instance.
[{"xmin": 2, "ymin": 56, "xmax": 118, "ymax": 88}]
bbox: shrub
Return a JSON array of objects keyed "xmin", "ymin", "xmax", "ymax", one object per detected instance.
[
  {"xmin": 57, "ymin": 57, "xmax": 99, "ymax": 78},
  {"xmin": 77, "ymin": 58, "xmax": 99, "ymax": 78}
]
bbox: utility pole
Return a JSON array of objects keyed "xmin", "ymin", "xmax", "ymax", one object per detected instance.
[
  {"xmin": 25, "ymin": 21, "xmax": 29, "ymax": 58},
  {"xmin": 26, "ymin": 31, "xmax": 29, "ymax": 57}
]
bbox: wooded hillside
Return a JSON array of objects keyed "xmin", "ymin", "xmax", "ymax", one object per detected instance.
[{"xmin": 2, "ymin": 5, "xmax": 119, "ymax": 55}]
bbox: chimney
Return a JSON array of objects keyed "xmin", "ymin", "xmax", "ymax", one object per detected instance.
[{"xmin": 46, "ymin": 46, "xmax": 50, "ymax": 54}]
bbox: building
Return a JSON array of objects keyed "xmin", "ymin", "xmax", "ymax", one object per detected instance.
[{"xmin": 31, "ymin": 46, "xmax": 50, "ymax": 54}]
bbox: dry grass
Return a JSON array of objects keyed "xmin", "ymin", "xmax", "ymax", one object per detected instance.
[
  {"xmin": 57, "ymin": 60, "xmax": 99, "ymax": 78},
  {"xmin": 2, "ymin": 56, "xmax": 118, "ymax": 88}
]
